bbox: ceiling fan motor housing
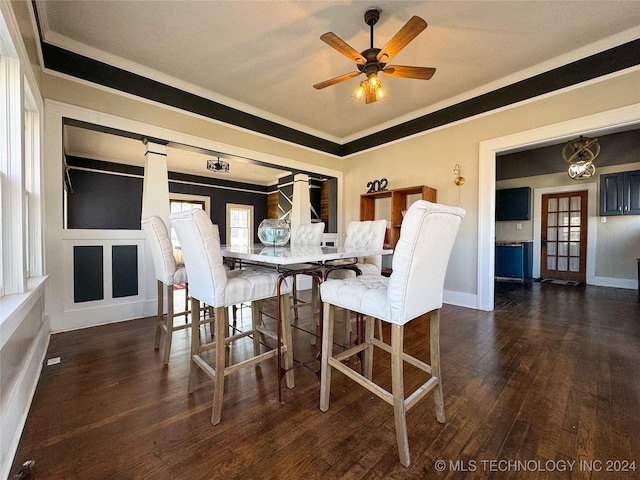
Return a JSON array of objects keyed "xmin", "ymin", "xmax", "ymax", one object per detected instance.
[
  {"xmin": 364, "ymin": 8, "xmax": 380, "ymax": 26},
  {"xmin": 358, "ymin": 48, "xmax": 385, "ymax": 75}
]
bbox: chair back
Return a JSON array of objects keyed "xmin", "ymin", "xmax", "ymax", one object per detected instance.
[
  {"xmin": 344, "ymin": 220, "xmax": 387, "ymax": 273},
  {"xmin": 387, "ymin": 201, "xmax": 465, "ymax": 323},
  {"xmin": 169, "ymin": 209, "xmax": 227, "ymax": 307},
  {"xmin": 142, "ymin": 215, "xmax": 179, "ymax": 285},
  {"xmin": 292, "ymin": 222, "xmax": 325, "ymax": 246}
]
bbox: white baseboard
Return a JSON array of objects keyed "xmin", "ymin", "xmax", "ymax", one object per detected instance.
[
  {"xmin": 592, "ymin": 276, "xmax": 638, "ymax": 290},
  {"xmin": 55, "ymin": 299, "xmax": 154, "ymax": 332},
  {"xmin": 444, "ymin": 289, "xmax": 478, "ymax": 310}
]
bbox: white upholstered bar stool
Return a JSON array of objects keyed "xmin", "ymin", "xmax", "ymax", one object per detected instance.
[
  {"xmin": 325, "ymin": 219, "xmax": 387, "ymax": 342},
  {"xmin": 319, "ymin": 201, "xmax": 465, "ymax": 467},
  {"xmin": 142, "ymin": 215, "xmax": 191, "ymax": 365},
  {"xmin": 170, "ymin": 208, "xmax": 294, "ymax": 425},
  {"xmin": 290, "ymin": 222, "xmax": 325, "ymax": 343}
]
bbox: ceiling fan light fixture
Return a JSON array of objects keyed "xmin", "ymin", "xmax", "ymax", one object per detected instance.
[
  {"xmin": 352, "ymin": 74, "xmax": 387, "ymax": 104},
  {"xmin": 352, "ymin": 81, "xmax": 367, "ymax": 103},
  {"xmin": 316, "ymin": 9, "xmax": 431, "ymax": 104},
  {"xmin": 373, "ymin": 79, "xmax": 387, "ymax": 102}
]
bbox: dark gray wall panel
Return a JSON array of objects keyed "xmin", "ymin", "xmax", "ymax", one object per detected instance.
[
  {"xmin": 67, "ymin": 169, "xmax": 143, "ymax": 229},
  {"xmin": 73, "ymin": 246, "xmax": 103, "ymax": 303},
  {"xmin": 112, "ymin": 245, "xmax": 138, "ymax": 298}
]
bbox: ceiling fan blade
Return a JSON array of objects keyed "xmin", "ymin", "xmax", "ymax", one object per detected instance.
[
  {"xmin": 376, "ymin": 16, "xmax": 428, "ymax": 63},
  {"xmin": 320, "ymin": 32, "xmax": 366, "ymax": 65},
  {"xmin": 382, "ymin": 65, "xmax": 436, "ymax": 80},
  {"xmin": 313, "ymin": 71, "xmax": 361, "ymax": 89}
]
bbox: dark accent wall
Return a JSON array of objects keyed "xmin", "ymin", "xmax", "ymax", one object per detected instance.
[
  {"xmin": 169, "ymin": 178, "xmax": 268, "ymax": 244},
  {"xmin": 67, "ymin": 168, "xmax": 143, "ymax": 230},
  {"xmin": 497, "ymin": 129, "xmax": 640, "ymax": 180},
  {"xmin": 65, "ymin": 157, "xmax": 269, "ymax": 243}
]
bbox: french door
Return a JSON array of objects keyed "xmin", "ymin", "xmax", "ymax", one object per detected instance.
[{"xmin": 540, "ymin": 191, "xmax": 587, "ymax": 282}]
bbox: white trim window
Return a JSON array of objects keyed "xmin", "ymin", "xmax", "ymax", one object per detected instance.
[
  {"xmin": 226, "ymin": 204, "xmax": 253, "ymax": 247},
  {"xmin": 169, "ymin": 196, "xmax": 206, "ymax": 248},
  {"xmin": 0, "ymin": 14, "xmax": 43, "ymax": 298}
]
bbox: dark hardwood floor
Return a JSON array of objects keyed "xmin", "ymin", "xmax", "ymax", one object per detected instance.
[{"xmin": 11, "ymin": 283, "xmax": 640, "ymax": 479}]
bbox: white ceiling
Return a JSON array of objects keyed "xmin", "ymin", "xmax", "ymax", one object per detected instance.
[
  {"xmin": 39, "ymin": 1, "xmax": 639, "ymax": 184},
  {"xmin": 39, "ymin": 1, "xmax": 640, "ymax": 144}
]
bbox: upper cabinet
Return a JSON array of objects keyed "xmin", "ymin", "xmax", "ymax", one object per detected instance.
[
  {"xmin": 360, "ymin": 185, "xmax": 436, "ymax": 248},
  {"xmin": 600, "ymin": 170, "xmax": 640, "ymax": 216}
]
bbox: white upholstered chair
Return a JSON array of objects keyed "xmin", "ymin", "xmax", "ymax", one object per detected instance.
[
  {"xmin": 325, "ymin": 219, "xmax": 387, "ymax": 343},
  {"xmin": 142, "ymin": 215, "xmax": 190, "ymax": 365},
  {"xmin": 325, "ymin": 219, "xmax": 387, "ymax": 279},
  {"xmin": 290, "ymin": 222, "xmax": 325, "ymax": 332},
  {"xmin": 170, "ymin": 208, "xmax": 294, "ymax": 425},
  {"xmin": 319, "ymin": 201, "xmax": 465, "ymax": 467}
]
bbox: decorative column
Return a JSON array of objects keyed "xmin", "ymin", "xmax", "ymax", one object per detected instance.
[
  {"xmin": 141, "ymin": 139, "xmax": 170, "ymax": 228},
  {"xmin": 290, "ymin": 173, "xmax": 311, "ymax": 243}
]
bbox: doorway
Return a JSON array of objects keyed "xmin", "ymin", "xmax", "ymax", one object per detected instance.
[
  {"xmin": 478, "ymin": 104, "xmax": 640, "ymax": 311},
  {"xmin": 540, "ymin": 191, "xmax": 587, "ymax": 283}
]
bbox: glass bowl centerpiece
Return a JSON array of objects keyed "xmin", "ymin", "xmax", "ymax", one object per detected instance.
[{"xmin": 257, "ymin": 219, "xmax": 290, "ymax": 247}]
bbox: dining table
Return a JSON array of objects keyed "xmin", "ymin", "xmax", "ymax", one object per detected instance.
[{"xmin": 219, "ymin": 243, "xmax": 393, "ymax": 400}]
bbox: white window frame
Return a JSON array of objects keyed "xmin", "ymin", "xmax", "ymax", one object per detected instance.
[
  {"xmin": 0, "ymin": 54, "xmax": 26, "ymax": 296},
  {"xmin": 0, "ymin": 8, "xmax": 44, "ymax": 299},
  {"xmin": 169, "ymin": 193, "xmax": 209, "ymax": 247},
  {"xmin": 226, "ymin": 203, "xmax": 254, "ymax": 247}
]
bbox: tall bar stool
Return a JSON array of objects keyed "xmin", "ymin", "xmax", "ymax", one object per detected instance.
[
  {"xmin": 142, "ymin": 215, "xmax": 191, "ymax": 365},
  {"xmin": 319, "ymin": 201, "xmax": 465, "ymax": 467},
  {"xmin": 325, "ymin": 219, "xmax": 387, "ymax": 343},
  {"xmin": 290, "ymin": 222, "xmax": 325, "ymax": 343},
  {"xmin": 170, "ymin": 208, "xmax": 294, "ymax": 425}
]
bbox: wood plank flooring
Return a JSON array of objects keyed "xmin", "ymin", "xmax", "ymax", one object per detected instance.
[{"xmin": 10, "ymin": 283, "xmax": 640, "ymax": 479}]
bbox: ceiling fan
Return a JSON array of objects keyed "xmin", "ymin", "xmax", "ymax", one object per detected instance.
[{"xmin": 313, "ymin": 8, "xmax": 436, "ymax": 104}]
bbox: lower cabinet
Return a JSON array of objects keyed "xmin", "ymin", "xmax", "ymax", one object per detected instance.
[{"xmin": 495, "ymin": 242, "xmax": 533, "ymax": 281}]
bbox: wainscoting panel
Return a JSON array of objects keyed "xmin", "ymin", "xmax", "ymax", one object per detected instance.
[{"xmin": 62, "ymin": 230, "xmax": 150, "ymax": 331}]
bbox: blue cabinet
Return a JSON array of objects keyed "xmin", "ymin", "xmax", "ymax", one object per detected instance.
[
  {"xmin": 600, "ymin": 170, "xmax": 640, "ymax": 216},
  {"xmin": 496, "ymin": 242, "xmax": 533, "ymax": 281}
]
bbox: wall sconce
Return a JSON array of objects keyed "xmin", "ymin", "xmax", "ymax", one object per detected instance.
[{"xmin": 453, "ymin": 164, "xmax": 465, "ymax": 186}]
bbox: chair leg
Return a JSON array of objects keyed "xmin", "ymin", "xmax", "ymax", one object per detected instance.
[
  {"xmin": 363, "ymin": 316, "xmax": 374, "ymax": 380},
  {"xmin": 184, "ymin": 283, "xmax": 189, "ymax": 323},
  {"xmin": 188, "ymin": 298, "xmax": 201, "ymax": 394},
  {"xmin": 319, "ymin": 302, "xmax": 335, "ymax": 412},
  {"xmin": 251, "ymin": 300, "xmax": 262, "ymax": 357},
  {"xmin": 342, "ymin": 308, "xmax": 350, "ymax": 346},
  {"xmin": 292, "ymin": 276, "xmax": 299, "ymax": 321},
  {"xmin": 430, "ymin": 309, "xmax": 445, "ymax": 423},
  {"xmin": 211, "ymin": 306, "xmax": 227, "ymax": 425},
  {"xmin": 162, "ymin": 283, "xmax": 175, "ymax": 365},
  {"xmin": 310, "ymin": 279, "xmax": 318, "ymax": 345},
  {"xmin": 154, "ymin": 280, "xmax": 163, "ymax": 350},
  {"xmin": 391, "ymin": 323, "xmax": 411, "ymax": 467},
  {"xmin": 280, "ymin": 293, "xmax": 295, "ymax": 389}
]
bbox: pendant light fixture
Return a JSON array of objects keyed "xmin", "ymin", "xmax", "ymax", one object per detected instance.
[{"xmin": 562, "ymin": 136, "xmax": 600, "ymax": 180}]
